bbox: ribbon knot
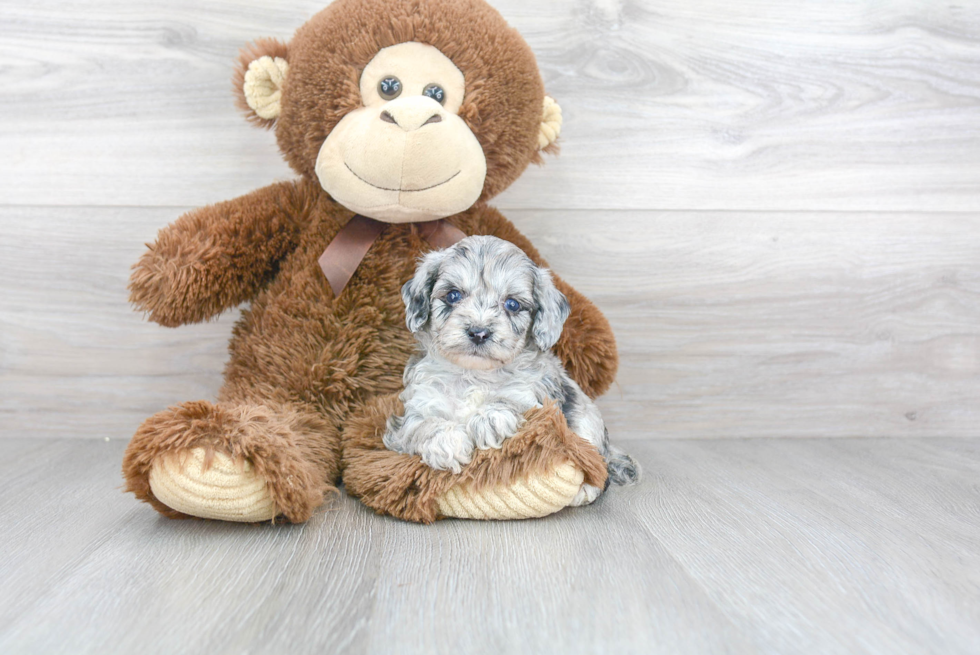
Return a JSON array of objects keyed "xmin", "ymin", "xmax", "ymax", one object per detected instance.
[{"xmin": 317, "ymin": 215, "xmax": 466, "ymax": 297}]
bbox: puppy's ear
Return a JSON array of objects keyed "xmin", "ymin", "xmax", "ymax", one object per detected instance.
[
  {"xmin": 402, "ymin": 250, "xmax": 446, "ymax": 333},
  {"xmin": 532, "ymin": 267, "xmax": 571, "ymax": 351}
]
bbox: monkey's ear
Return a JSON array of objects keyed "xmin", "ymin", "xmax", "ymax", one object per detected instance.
[
  {"xmin": 402, "ymin": 250, "xmax": 447, "ymax": 333},
  {"xmin": 233, "ymin": 39, "xmax": 289, "ymax": 128},
  {"xmin": 537, "ymin": 96, "xmax": 563, "ymax": 153}
]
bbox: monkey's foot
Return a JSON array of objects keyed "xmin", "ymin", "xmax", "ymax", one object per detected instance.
[
  {"xmin": 148, "ymin": 448, "xmax": 276, "ymax": 522},
  {"xmin": 343, "ymin": 393, "xmax": 607, "ymax": 523},
  {"xmin": 123, "ymin": 400, "xmax": 340, "ymax": 523},
  {"xmin": 435, "ymin": 461, "xmax": 585, "ymax": 520}
]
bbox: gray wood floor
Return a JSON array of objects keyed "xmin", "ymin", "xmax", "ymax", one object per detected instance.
[{"xmin": 1, "ymin": 437, "xmax": 978, "ymax": 655}]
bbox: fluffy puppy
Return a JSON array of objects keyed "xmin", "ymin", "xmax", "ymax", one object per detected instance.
[{"xmin": 384, "ymin": 235, "xmax": 639, "ymax": 506}]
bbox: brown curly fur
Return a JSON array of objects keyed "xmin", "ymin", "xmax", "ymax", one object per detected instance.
[{"xmin": 123, "ymin": 0, "xmax": 617, "ymax": 523}]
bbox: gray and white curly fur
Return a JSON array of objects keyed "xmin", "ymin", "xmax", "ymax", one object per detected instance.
[{"xmin": 384, "ymin": 235, "xmax": 640, "ymax": 506}]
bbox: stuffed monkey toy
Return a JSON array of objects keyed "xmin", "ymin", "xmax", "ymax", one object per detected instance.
[{"xmin": 122, "ymin": 0, "xmax": 618, "ymax": 524}]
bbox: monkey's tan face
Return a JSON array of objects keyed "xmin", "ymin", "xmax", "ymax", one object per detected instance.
[{"xmin": 315, "ymin": 42, "xmax": 488, "ymax": 223}]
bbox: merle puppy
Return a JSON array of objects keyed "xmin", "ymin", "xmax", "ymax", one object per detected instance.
[{"xmin": 384, "ymin": 235, "xmax": 639, "ymax": 506}]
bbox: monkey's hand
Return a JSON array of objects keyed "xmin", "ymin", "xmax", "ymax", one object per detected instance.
[{"xmin": 129, "ymin": 181, "xmax": 309, "ymax": 327}]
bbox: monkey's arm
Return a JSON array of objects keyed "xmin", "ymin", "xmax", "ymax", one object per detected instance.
[
  {"xmin": 461, "ymin": 206, "xmax": 618, "ymax": 399},
  {"xmin": 129, "ymin": 180, "xmax": 316, "ymax": 327}
]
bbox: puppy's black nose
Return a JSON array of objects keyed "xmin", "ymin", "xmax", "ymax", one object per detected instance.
[{"xmin": 467, "ymin": 327, "xmax": 492, "ymax": 345}]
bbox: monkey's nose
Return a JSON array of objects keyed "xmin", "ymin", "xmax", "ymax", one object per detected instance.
[
  {"xmin": 466, "ymin": 327, "xmax": 492, "ymax": 345},
  {"xmin": 379, "ymin": 106, "xmax": 444, "ymax": 131}
]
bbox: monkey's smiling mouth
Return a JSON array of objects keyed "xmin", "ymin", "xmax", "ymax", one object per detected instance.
[{"xmin": 345, "ymin": 162, "xmax": 461, "ymax": 193}]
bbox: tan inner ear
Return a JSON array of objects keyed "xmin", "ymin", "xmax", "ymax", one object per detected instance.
[
  {"xmin": 538, "ymin": 96, "xmax": 562, "ymax": 150},
  {"xmin": 244, "ymin": 56, "xmax": 289, "ymax": 120}
]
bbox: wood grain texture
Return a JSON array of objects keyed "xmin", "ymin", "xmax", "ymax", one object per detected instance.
[
  {"xmin": 3, "ymin": 206, "xmax": 977, "ymax": 440},
  {"xmin": 0, "ymin": 438, "xmax": 978, "ymax": 654},
  {"xmin": 2, "ymin": 0, "xmax": 979, "ymax": 210},
  {"xmin": 521, "ymin": 210, "xmax": 980, "ymax": 439},
  {"xmin": 0, "ymin": 206, "xmax": 231, "ymax": 439}
]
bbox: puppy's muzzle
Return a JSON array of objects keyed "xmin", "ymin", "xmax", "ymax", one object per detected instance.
[{"xmin": 466, "ymin": 326, "xmax": 492, "ymax": 345}]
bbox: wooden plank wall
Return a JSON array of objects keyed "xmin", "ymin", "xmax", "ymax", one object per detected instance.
[{"xmin": 2, "ymin": 0, "xmax": 978, "ymax": 440}]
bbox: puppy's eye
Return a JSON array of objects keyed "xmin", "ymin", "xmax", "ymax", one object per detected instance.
[
  {"xmin": 446, "ymin": 289, "xmax": 463, "ymax": 305},
  {"xmin": 378, "ymin": 76, "xmax": 402, "ymax": 100},
  {"xmin": 504, "ymin": 298, "xmax": 521, "ymax": 312}
]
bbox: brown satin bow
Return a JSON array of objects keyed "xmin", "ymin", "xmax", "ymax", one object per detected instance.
[{"xmin": 317, "ymin": 214, "xmax": 466, "ymax": 297}]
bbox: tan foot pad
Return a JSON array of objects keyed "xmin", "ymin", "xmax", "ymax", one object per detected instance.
[
  {"xmin": 436, "ymin": 461, "xmax": 585, "ymax": 520},
  {"xmin": 148, "ymin": 448, "xmax": 276, "ymax": 522}
]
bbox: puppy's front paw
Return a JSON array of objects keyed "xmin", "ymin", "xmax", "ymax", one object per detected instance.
[
  {"xmin": 418, "ymin": 424, "xmax": 473, "ymax": 474},
  {"xmin": 467, "ymin": 406, "xmax": 522, "ymax": 450}
]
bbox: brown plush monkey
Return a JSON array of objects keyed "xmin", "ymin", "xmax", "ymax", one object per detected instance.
[{"xmin": 122, "ymin": 0, "xmax": 618, "ymax": 524}]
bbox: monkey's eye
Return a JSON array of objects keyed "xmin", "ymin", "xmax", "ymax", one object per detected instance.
[
  {"xmin": 422, "ymin": 83, "xmax": 446, "ymax": 105},
  {"xmin": 378, "ymin": 76, "xmax": 402, "ymax": 100},
  {"xmin": 446, "ymin": 289, "xmax": 463, "ymax": 305},
  {"xmin": 504, "ymin": 298, "xmax": 521, "ymax": 312}
]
